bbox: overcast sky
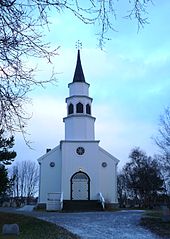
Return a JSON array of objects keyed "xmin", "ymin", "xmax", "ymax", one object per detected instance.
[{"xmin": 13, "ymin": 1, "xmax": 170, "ymax": 168}]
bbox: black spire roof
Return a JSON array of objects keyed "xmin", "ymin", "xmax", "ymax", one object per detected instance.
[{"xmin": 73, "ymin": 50, "xmax": 85, "ymax": 82}]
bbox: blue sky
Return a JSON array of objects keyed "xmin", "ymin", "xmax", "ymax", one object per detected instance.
[{"xmin": 13, "ymin": 1, "xmax": 170, "ymax": 168}]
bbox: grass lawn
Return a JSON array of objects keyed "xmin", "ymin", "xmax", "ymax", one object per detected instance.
[
  {"xmin": 0, "ymin": 212, "xmax": 79, "ymax": 239},
  {"xmin": 140, "ymin": 210, "xmax": 170, "ymax": 238}
]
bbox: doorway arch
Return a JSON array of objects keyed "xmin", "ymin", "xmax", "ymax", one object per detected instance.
[{"xmin": 70, "ymin": 171, "xmax": 90, "ymax": 200}]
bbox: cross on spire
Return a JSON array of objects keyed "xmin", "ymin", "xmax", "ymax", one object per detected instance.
[{"xmin": 75, "ymin": 40, "xmax": 82, "ymax": 50}]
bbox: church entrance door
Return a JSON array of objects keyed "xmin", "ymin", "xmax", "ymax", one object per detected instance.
[{"xmin": 71, "ymin": 172, "xmax": 90, "ymax": 200}]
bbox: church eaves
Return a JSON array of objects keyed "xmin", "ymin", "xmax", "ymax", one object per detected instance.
[{"xmin": 73, "ymin": 50, "xmax": 85, "ymax": 83}]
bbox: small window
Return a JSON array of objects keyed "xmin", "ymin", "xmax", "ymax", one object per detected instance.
[
  {"xmin": 76, "ymin": 102, "xmax": 83, "ymax": 113},
  {"xmin": 68, "ymin": 103, "xmax": 74, "ymax": 115},
  {"xmin": 86, "ymin": 104, "xmax": 91, "ymax": 115},
  {"xmin": 76, "ymin": 147, "xmax": 85, "ymax": 155}
]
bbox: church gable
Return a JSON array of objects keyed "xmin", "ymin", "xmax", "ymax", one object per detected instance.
[{"xmin": 38, "ymin": 145, "xmax": 60, "ymax": 163}]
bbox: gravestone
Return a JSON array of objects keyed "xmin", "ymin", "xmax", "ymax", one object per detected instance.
[
  {"xmin": 162, "ymin": 205, "xmax": 170, "ymax": 222},
  {"xmin": 2, "ymin": 224, "xmax": 20, "ymax": 236}
]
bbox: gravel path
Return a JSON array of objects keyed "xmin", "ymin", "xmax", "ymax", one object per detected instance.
[
  {"xmin": 35, "ymin": 210, "xmax": 163, "ymax": 239},
  {"xmin": 0, "ymin": 208, "xmax": 166, "ymax": 239}
]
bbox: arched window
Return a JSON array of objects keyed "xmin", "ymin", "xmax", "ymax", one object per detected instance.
[
  {"xmin": 76, "ymin": 102, "xmax": 83, "ymax": 113},
  {"xmin": 68, "ymin": 103, "xmax": 74, "ymax": 115},
  {"xmin": 86, "ymin": 104, "xmax": 91, "ymax": 115}
]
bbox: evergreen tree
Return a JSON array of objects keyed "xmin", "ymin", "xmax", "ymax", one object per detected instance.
[
  {"xmin": 0, "ymin": 130, "xmax": 16, "ymax": 196},
  {"xmin": 0, "ymin": 164, "xmax": 10, "ymax": 197},
  {"xmin": 0, "ymin": 129, "xmax": 17, "ymax": 165}
]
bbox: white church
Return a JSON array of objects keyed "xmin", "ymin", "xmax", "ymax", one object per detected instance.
[{"xmin": 37, "ymin": 50, "xmax": 119, "ymax": 211}]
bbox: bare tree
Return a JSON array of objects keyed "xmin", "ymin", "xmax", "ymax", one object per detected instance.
[
  {"xmin": 0, "ymin": 0, "xmax": 153, "ymax": 137},
  {"xmin": 154, "ymin": 107, "xmax": 170, "ymax": 193},
  {"xmin": 11, "ymin": 165, "xmax": 19, "ymax": 197},
  {"xmin": 0, "ymin": 0, "xmax": 58, "ymax": 138},
  {"xmin": 117, "ymin": 172, "xmax": 129, "ymax": 208},
  {"xmin": 121, "ymin": 147, "xmax": 165, "ymax": 208},
  {"xmin": 155, "ymin": 107, "xmax": 170, "ymax": 155},
  {"xmin": 10, "ymin": 160, "xmax": 39, "ymax": 198}
]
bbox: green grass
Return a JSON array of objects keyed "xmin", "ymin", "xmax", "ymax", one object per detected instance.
[
  {"xmin": 140, "ymin": 210, "xmax": 170, "ymax": 238},
  {"xmin": 0, "ymin": 212, "xmax": 79, "ymax": 239}
]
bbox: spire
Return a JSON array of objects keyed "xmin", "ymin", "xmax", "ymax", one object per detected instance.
[{"xmin": 73, "ymin": 50, "xmax": 85, "ymax": 83}]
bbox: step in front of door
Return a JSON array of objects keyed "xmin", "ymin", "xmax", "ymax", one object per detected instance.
[{"xmin": 63, "ymin": 200, "xmax": 103, "ymax": 212}]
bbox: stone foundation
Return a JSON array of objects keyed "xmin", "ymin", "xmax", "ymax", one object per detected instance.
[{"xmin": 36, "ymin": 203, "xmax": 46, "ymax": 210}]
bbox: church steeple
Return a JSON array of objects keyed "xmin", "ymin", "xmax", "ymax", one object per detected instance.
[
  {"xmin": 73, "ymin": 50, "xmax": 85, "ymax": 83},
  {"xmin": 63, "ymin": 50, "xmax": 96, "ymax": 141}
]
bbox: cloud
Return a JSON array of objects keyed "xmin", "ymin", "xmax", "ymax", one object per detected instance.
[
  {"xmin": 93, "ymin": 102, "xmax": 159, "ymax": 168},
  {"xmin": 13, "ymin": 93, "xmax": 158, "ymax": 169},
  {"xmin": 13, "ymin": 0, "xmax": 170, "ymax": 170},
  {"xmin": 14, "ymin": 96, "xmax": 65, "ymax": 161},
  {"xmin": 22, "ymin": 44, "xmax": 167, "ymax": 150}
]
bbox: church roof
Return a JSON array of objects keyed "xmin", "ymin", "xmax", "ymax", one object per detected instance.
[{"xmin": 73, "ymin": 50, "xmax": 85, "ymax": 83}]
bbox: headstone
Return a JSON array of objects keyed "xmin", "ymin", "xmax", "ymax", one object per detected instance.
[
  {"xmin": 162, "ymin": 205, "xmax": 170, "ymax": 222},
  {"xmin": 2, "ymin": 224, "xmax": 20, "ymax": 236}
]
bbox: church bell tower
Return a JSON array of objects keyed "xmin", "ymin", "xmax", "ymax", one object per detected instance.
[{"xmin": 63, "ymin": 50, "xmax": 96, "ymax": 141}]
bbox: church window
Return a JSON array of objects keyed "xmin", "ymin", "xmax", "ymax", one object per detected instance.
[
  {"xmin": 76, "ymin": 102, "xmax": 83, "ymax": 113},
  {"xmin": 68, "ymin": 103, "xmax": 74, "ymax": 115},
  {"xmin": 50, "ymin": 162, "xmax": 55, "ymax": 167},
  {"xmin": 102, "ymin": 162, "xmax": 107, "ymax": 168},
  {"xmin": 86, "ymin": 104, "xmax": 91, "ymax": 115},
  {"xmin": 76, "ymin": 147, "xmax": 85, "ymax": 155}
]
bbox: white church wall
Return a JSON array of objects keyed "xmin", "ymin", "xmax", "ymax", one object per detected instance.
[
  {"xmin": 98, "ymin": 147, "xmax": 119, "ymax": 204},
  {"xmin": 64, "ymin": 116, "xmax": 95, "ymax": 140},
  {"xmin": 38, "ymin": 146, "xmax": 62, "ymax": 203},
  {"xmin": 68, "ymin": 82, "xmax": 90, "ymax": 96},
  {"xmin": 61, "ymin": 141, "xmax": 101, "ymax": 200}
]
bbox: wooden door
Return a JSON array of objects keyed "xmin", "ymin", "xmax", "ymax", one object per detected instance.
[{"xmin": 71, "ymin": 172, "xmax": 90, "ymax": 200}]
